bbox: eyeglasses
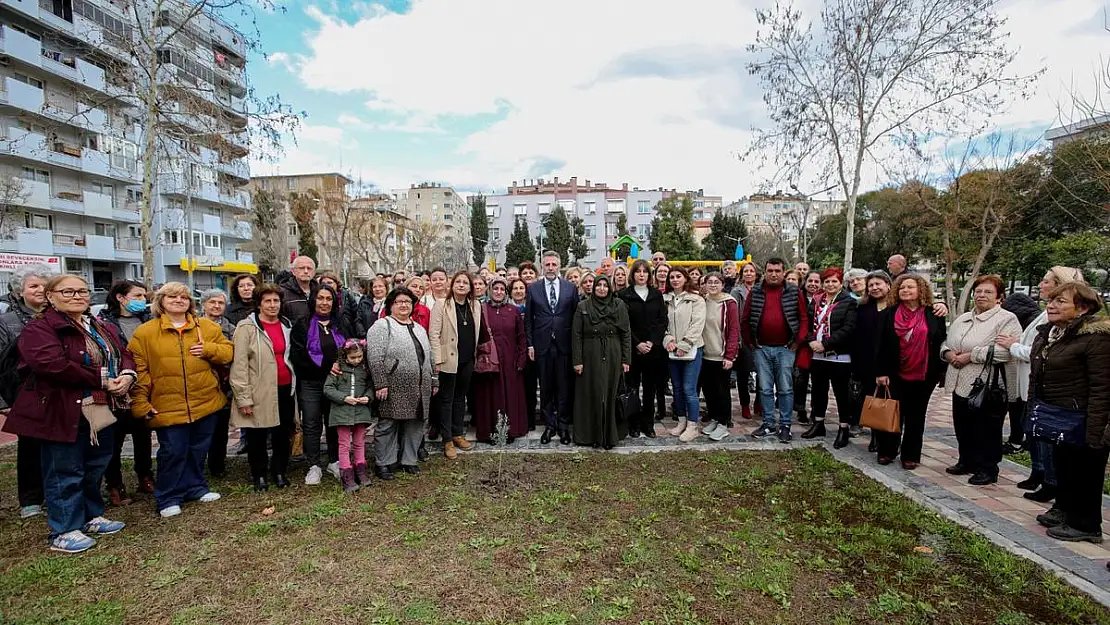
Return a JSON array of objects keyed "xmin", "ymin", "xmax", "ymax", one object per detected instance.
[
  {"xmin": 53, "ymin": 288, "xmax": 91, "ymax": 299},
  {"xmin": 394, "ymin": 299, "xmax": 413, "ymax": 306}
]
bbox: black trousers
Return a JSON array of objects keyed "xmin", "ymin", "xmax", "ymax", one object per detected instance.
[
  {"xmin": 1055, "ymin": 444, "xmax": 1110, "ymax": 533},
  {"xmin": 809, "ymin": 360, "xmax": 855, "ymax": 426},
  {"xmin": 1007, "ymin": 399, "xmax": 1025, "ymax": 446},
  {"xmin": 206, "ymin": 407, "xmax": 232, "ymax": 476},
  {"xmin": 699, "ymin": 359, "xmax": 734, "ymax": 426},
  {"xmin": 794, "ymin": 367, "xmax": 810, "ymax": 415},
  {"xmin": 628, "ymin": 352, "xmax": 665, "ymax": 431},
  {"xmin": 105, "ymin": 413, "xmax": 154, "ymax": 489},
  {"xmin": 439, "ymin": 359, "xmax": 475, "ymax": 439},
  {"xmin": 537, "ymin": 349, "xmax": 573, "ymax": 431},
  {"xmin": 952, "ymin": 394, "xmax": 1003, "ymax": 476},
  {"xmin": 524, "ymin": 361, "xmax": 539, "ymax": 429},
  {"xmin": 245, "ymin": 386, "xmax": 296, "ymax": 480},
  {"xmin": 735, "ymin": 348, "xmax": 753, "ymax": 408},
  {"xmin": 875, "ymin": 378, "xmax": 936, "ymax": 462},
  {"xmin": 17, "ymin": 436, "xmax": 43, "ymax": 507}
]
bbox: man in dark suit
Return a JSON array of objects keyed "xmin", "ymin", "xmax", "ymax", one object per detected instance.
[{"xmin": 525, "ymin": 250, "xmax": 578, "ymax": 444}]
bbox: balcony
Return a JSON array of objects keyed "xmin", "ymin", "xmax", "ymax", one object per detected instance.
[
  {"xmin": 40, "ymin": 98, "xmax": 114, "ymax": 137},
  {"xmin": 52, "ymin": 232, "xmax": 85, "ymax": 257},
  {"xmin": 0, "ymin": 227, "xmax": 54, "ymax": 255},
  {"xmin": 221, "ymin": 219, "xmax": 251, "ymax": 239},
  {"xmin": 216, "ymin": 158, "xmax": 249, "ymax": 181},
  {"xmin": 0, "ymin": 131, "xmax": 139, "ymax": 184},
  {"xmin": 0, "ymin": 76, "xmax": 46, "ymax": 112},
  {"xmin": 115, "ymin": 236, "xmax": 142, "ymax": 261}
]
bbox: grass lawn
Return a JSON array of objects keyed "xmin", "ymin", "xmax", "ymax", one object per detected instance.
[{"xmin": 1, "ymin": 447, "xmax": 1108, "ymax": 625}]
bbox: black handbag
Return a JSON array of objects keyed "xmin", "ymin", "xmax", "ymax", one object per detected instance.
[
  {"xmin": 967, "ymin": 346, "xmax": 1008, "ymax": 416},
  {"xmin": 616, "ymin": 375, "xmax": 641, "ymax": 424},
  {"xmin": 1024, "ymin": 399, "xmax": 1087, "ymax": 445}
]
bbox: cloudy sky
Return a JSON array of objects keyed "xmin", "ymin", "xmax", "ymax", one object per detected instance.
[{"xmin": 245, "ymin": 0, "xmax": 1108, "ymax": 200}]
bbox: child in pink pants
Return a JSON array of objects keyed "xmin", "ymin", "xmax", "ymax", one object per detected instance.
[{"xmin": 323, "ymin": 340, "xmax": 373, "ymax": 493}]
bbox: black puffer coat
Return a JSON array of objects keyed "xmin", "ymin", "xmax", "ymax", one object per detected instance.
[
  {"xmin": 1002, "ymin": 293, "xmax": 1041, "ymax": 330},
  {"xmin": 805, "ymin": 290, "xmax": 857, "ymax": 354},
  {"xmin": 1029, "ymin": 314, "xmax": 1110, "ymax": 448}
]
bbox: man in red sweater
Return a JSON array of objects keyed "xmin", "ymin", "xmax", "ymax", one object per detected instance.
[{"xmin": 740, "ymin": 258, "xmax": 809, "ymax": 443}]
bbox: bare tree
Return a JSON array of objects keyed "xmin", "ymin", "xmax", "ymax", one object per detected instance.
[
  {"xmin": 0, "ymin": 176, "xmax": 31, "ymax": 240},
  {"xmin": 250, "ymin": 188, "xmax": 282, "ymax": 278},
  {"xmin": 745, "ymin": 0, "xmax": 1039, "ymax": 269},
  {"xmin": 349, "ymin": 204, "xmax": 414, "ymax": 275},
  {"xmin": 407, "ymin": 222, "xmax": 444, "ymax": 271}
]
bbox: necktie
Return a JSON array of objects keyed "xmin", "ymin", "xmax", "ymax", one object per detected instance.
[{"xmin": 548, "ymin": 280, "xmax": 557, "ymax": 311}]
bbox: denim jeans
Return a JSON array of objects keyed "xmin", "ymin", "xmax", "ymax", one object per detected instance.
[
  {"xmin": 668, "ymin": 348, "xmax": 704, "ymax": 423},
  {"xmin": 39, "ymin": 419, "xmax": 115, "ymax": 537},
  {"xmin": 154, "ymin": 414, "xmax": 217, "ymax": 511},
  {"xmin": 754, "ymin": 346, "xmax": 796, "ymax": 428},
  {"xmin": 1031, "ymin": 440, "xmax": 1058, "ymax": 486}
]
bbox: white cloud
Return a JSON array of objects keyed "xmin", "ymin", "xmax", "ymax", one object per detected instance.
[{"xmin": 274, "ymin": 0, "xmax": 1108, "ymax": 199}]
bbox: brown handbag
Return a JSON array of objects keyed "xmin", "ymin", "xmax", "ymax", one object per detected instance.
[
  {"xmin": 475, "ymin": 338, "xmax": 500, "ymax": 374},
  {"xmin": 860, "ymin": 386, "xmax": 901, "ymax": 433}
]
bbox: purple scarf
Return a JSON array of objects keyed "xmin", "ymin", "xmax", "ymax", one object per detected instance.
[{"xmin": 307, "ymin": 315, "xmax": 346, "ymax": 367}]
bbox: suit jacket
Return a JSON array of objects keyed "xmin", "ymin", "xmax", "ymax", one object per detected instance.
[{"xmin": 525, "ymin": 277, "xmax": 578, "ymax": 356}]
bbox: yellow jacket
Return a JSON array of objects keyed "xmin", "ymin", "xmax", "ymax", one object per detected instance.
[{"xmin": 128, "ymin": 315, "xmax": 235, "ymax": 428}]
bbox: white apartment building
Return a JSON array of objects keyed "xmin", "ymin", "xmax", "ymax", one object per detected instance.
[
  {"xmin": 0, "ymin": 0, "xmax": 251, "ymax": 292},
  {"xmin": 391, "ymin": 182, "xmax": 471, "ymax": 269},
  {"xmin": 728, "ymin": 192, "xmax": 844, "ymax": 248}
]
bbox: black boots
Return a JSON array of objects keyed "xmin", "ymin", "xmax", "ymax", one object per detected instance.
[
  {"xmin": 833, "ymin": 426, "xmax": 851, "ymax": 449},
  {"xmin": 801, "ymin": 420, "xmax": 826, "ymax": 439},
  {"xmin": 1017, "ymin": 470, "xmax": 1043, "ymax": 491},
  {"xmin": 1025, "ymin": 484, "xmax": 1057, "ymax": 502},
  {"xmin": 796, "ymin": 409, "xmax": 810, "ymax": 425}
]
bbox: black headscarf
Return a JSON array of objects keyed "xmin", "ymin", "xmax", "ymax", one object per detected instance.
[{"xmin": 586, "ymin": 275, "xmax": 619, "ymax": 326}]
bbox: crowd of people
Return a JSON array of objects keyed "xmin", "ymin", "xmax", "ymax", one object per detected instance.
[{"xmin": 2, "ymin": 250, "xmax": 1108, "ymax": 554}]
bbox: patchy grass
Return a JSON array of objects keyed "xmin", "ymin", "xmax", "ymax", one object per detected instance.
[{"xmin": 1, "ymin": 447, "xmax": 1107, "ymax": 624}]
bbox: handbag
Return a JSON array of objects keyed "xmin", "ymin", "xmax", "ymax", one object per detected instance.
[
  {"xmin": 475, "ymin": 338, "xmax": 500, "ymax": 374},
  {"xmin": 81, "ymin": 396, "xmax": 117, "ymax": 446},
  {"xmin": 967, "ymin": 346, "xmax": 1008, "ymax": 415},
  {"xmin": 1024, "ymin": 399, "xmax": 1087, "ymax": 445},
  {"xmin": 616, "ymin": 375, "xmax": 641, "ymax": 424},
  {"xmin": 860, "ymin": 386, "xmax": 901, "ymax": 433}
]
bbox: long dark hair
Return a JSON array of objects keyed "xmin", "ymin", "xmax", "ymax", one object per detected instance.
[
  {"xmin": 105, "ymin": 279, "xmax": 145, "ymax": 316},
  {"xmin": 309, "ymin": 283, "xmax": 341, "ymax": 323},
  {"xmin": 230, "ymin": 274, "xmax": 260, "ymax": 305}
]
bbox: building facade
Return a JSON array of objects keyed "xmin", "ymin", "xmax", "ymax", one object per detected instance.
[
  {"xmin": 0, "ymin": 0, "xmax": 252, "ymax": 292},
  {"xmin": 484, "ymin": 177, "xmax": 721, "ymax": 267},
  {"xmin": 348, "ymin": 193, "xmax": 411, "ymax": 277},
  {"xmin": 727, "ymin": 192, "xmax": 844, "ymax": 255},
  {"xmin": 391, "ymin": 182, "xmax": 471, "ymax": 269}
]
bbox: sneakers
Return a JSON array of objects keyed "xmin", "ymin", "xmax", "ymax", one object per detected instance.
[
  {"xmin": 1017, "ymin": 471, "xmax": 1043, "ymax": 491},
  {"xmin": 159, "ymin": 505, "xmax": 183, "ymax": 518},
  {"xmin": 679, "ymin": 422, "xmax": 701, "ymax": 443},
  {"xmin": 50, "ymin": 530, "xmax": 96, "ymax": 554},
  {"xmin": 305, "ymin": 465, "xmax": 323, "ymax": 485},
  {"xmin": 750, "ymin": 424, "xmax": 775, "ymax": 439},
  {"xmin": 327, "ymin": 462, "xmax": 341, "ymax": 481},
  {"xmin": 1036, "ymin": 508, "xmax": 1067, "ymax": 528},
  {"xmin": 19, "ymin": 504, "xmax": 43, "ymax": 519},
  {"xmin": 83, "ymin": 516, "xmax": 125, "ymax": 535},
  {"xmin": 198, "ymin": 492, "xmax": 221, "ymax": 503},
  {"xmin": 668, "ymin": 417, "xmax": 688, "ymax": 437},
  {"xmin": 708, "ymin": 423, "xmax": 730, "ymax": 441},
  {"xmin": 452, "ymin": 436, "xmax": 473, "ymax": 451},
  {"xmin": 700, "ymin": 420, "xmax": 718, "ymax": 435},
  {"xmin": 777, "ymin": 425, "xmax": 792, "ymax": 444},
  {"xmin": 1024, "ymin": 485, "xmax": 1057, "ymax": 502}
]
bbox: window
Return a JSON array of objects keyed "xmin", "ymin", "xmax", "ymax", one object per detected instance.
[
  {"xmin": 286, "ymin": 179, "xmax": 295, "ymax": 190},
  {"xmin": 605, "ymin": 223, "xmax": 617, "ymax": 237},
  {"xmin": 12, "ymin": 72, "xmax": 44, "ymax": 90},
  {"xmin": 637, "ymin": 200, "xmax": 651, "ymax": 214},
  {"xmin": 606, "ymin": 199, "xmax": 625, "ymax": 213},
  {"xmin": 126, "ymin": 189, "xmax": 144, "ymax": 203},
  {"xmin": 443, "ymin": 213, "xmax": 452, "ymax": 221},
  {"xmin": 584, "ymin": 201, "xmax": 596, "ymax": 214},
  {"xmin": 90, "ymin": 181, "xmax": 113, "ymax": 197},
  {"xmin": 287, "ymin": 223, "xmax": 298, "ymax": 237},
  {"xmin": 21, "ymin": 167, "xmax": 50, "ymax": 183},
  {"xmin": 128, "ymin": 264, "xmax": 144, "ymax": 280},
  {"xmin": 486, "ymin": 204, "xmax": 501, "ymax": 218},
  {"xmin": 127, "ymin": 225, "xmax": 141, "ymax": 238},
  {"xmin": 10, "ymin": 24, "xmax": 42, "ymax": 41},
  {"xmin": 190, "ymin": 231, "xmax": 202, "ymax": 250},
  {"xmin": 537, "ymin": 202, "xmax": 551, "ymax": 214},
  {"xmin": 639, "ymin": 223, "xmax": 652, "ymax": 238},
  {"xmin": 94, "ymin": 223, "xmax": 116, "ymax": 238},
  {"xmin": 204, "ymin": 207, "xmax": 220, "ymax": 217},
  {"xmin": 513, "ymin": 204, "xmax": 527, "ymax": 216},
  {"xmin": 489, "ymin": 227, "xmax": 500, "ymax": 241},
  {"xmin": 557, "ymin": 199, "xmax": 575, "ymax": 214},
  {"xmin": 25, "ymin": 213, "xmax": 52, "ymax": 229},
  {"xmin": 584, "ymin": 225, "xmax": 597, "ymax": 239},
  {"xmin": 101, "ymin": 136, "xmax": 138, "ymax": 172},
  {"xmin": 16, "ymin": 119, "xmax": 48, "ymax": 135},
  {"xmin": 204, "ymin": 233, "xmax": 220, "ymax": 248},
  {"xmin": 163, "ymin": 230, "xmax": 181, "ymax": 245}
]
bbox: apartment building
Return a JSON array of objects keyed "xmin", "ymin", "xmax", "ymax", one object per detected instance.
[
  {"xmin": 391, "ymin": 182, "xmax": 471, "ymax": 269},
  {"xmin": 1046, "ymin": 114, "xmax": 1109, "ymax": 148},
  {"xmin": 246, "ymin": 172, "xmax": 353, "ymax": 276},
  {"xmin": 0, "ymin": 0, "xmax": 252, "ymax": 291},
  {"xmin": 485, "ymin": 177, "xmax": 720, "ymax": 267},
  {"xmin": 729, "ymin": 192, "xmax": 844, "ymax": 245},
  {"xmin": 348, "ymin": 193, "xmax": 411, "ymax": 277}
]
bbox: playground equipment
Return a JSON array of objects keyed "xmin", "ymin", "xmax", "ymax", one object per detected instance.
[{"xmin": 605, "ymin": 236, "xmax": 754, "ymax": 269}]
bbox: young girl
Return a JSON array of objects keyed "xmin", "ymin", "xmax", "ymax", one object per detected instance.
[{"xmin": 323, "ymin": 340, "xmax": 373, "ymax": 493}]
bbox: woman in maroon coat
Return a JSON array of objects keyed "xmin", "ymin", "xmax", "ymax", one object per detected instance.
[
  {"xmin": 2, "ymin": 275, "xmax": 135, "ymax": 554},
  {"xmin": 474, "ymin": 277, "xmax": 528, "ymax": 443}
]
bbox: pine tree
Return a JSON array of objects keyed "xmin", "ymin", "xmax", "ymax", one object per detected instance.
[
  {"xmin": 569, "ymin": 216, "xmax": 590, "ymax": 263},
  {"xmin": 542, "ymin": 207, "xmax": 573, "ymax": 266},
  {"xmin": 470, "ymin": 195, "xmax": 489, "ymax": 266},
  {"xmin": 700, "ymin": 212, "xmax": 749, "ymax": 261},
  {"xmin": 505, "ymin": 218, "xmax": 537, "ymax": 267},
  {"xmin": 648, "ymin": 196, "xmax": 699, "ymax": 260},
  {"xmin": 613, "ymin": 213, "xmax": 632, "ymax": 258}
]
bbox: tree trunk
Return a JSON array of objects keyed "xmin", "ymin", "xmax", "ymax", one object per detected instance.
[
  {"xmin": 956, "ymin": 221, "xmax": 1002, "ymax": 316},
  {"xmin": 140, "ymin": 38, "xmax": 159, "ymax": 290},
  {"xmin": 943, "ymin": 228, "xmax": 957, "ymax": 317}
]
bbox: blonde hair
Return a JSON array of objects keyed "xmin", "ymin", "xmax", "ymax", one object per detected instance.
[
  {"xmin": 44, "ymin": 274, "xmax": 89, "ymax": 309},
  {"xmin": 565, "ymin": 267, "xmax": 582, "ymax": 281},
  {"xmin": 151, "ymin": 281, "xmax": 196, "ymax": 317},
  {"xmin": 1047, "ymin": 266, "xmax": 1085, "ymax": 288}
]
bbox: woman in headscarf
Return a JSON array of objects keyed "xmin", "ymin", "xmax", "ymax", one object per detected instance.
[
  {"xmin": 473, "ymin": 277, "xmax": 528, "ymax": 443},
  {"xmin": 572, "ymin": 275, "xmax": 632, "ymax": 449}
]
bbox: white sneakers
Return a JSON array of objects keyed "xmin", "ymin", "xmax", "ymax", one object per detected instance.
[
  {"xmin": 707, "ymin": 423, "xmax": 730, "ymax": 441},
  {"xmin": 668, "ymin": 417, "xmax": 688, "ymax": 437},
  {"xmin": 159, "ymin": 505, "xmax": 182, "ymax": 518},
  {"xmin": 305, "ymin": 466, "xmax": 323, "ymax": 485},
  {"xmin": 326, "ymin": 462, "xmax": 341, "ymax": 481},
  {"xmin": 679, "ymin": 422, "xmax": 701, "ymax": 443},
  {"xmin": 198, "ymin": 492, "xmax": 221, "ymax": 503},
  {"xmin": 700, "ymin": 420, "xmax": 718, "ymax": 434}
]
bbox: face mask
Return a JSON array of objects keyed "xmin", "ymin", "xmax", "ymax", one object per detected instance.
[{"xmin": 124, "ymin": 300, "xmax": 147, "ymax": 314}]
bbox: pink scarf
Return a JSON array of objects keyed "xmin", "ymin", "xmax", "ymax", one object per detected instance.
[{"xmin": 894, "ymin": 305, "xmax": 929, "ymax": 380}]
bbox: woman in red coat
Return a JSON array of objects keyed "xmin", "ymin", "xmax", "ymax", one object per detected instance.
[
  {"xmin": 473, "ymin": 277, "xmax": 528, "ymax": 443},
  {"xmin": 378, "ymin": 276, "xmax": 431, "ymax": 331},
  {"xmin": 2, "ymin": 275, "xmax": 135, "ymax": 553}
]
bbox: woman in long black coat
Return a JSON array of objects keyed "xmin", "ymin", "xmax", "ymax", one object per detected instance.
[
  {"xmin": 618, "ymin": 260, "xmax": 668, "ymax": 438},
  {"xmin": 572, "ymin": 275, "xmax": 632, "ymax": 449}
]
